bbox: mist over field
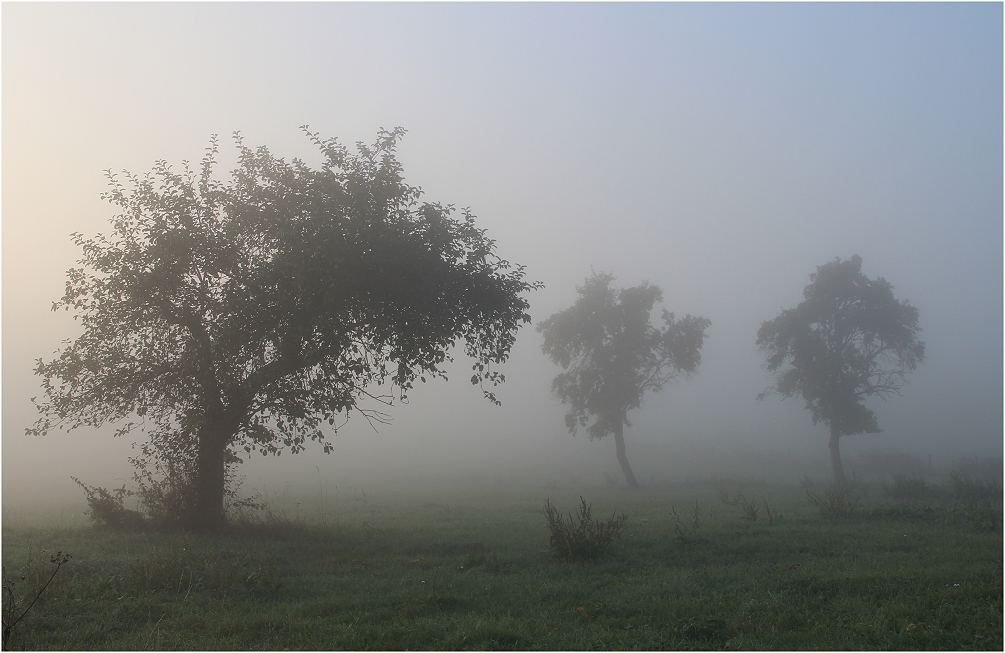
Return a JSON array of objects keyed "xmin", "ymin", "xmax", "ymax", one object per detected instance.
[{"xmin": 3, "ymin": 3, "xmax": 1001, "ymax": 512}]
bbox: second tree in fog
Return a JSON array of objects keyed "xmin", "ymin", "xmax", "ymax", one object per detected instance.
[{"xmin": 538, "ymin": 272, "xmax": 711, "ymax": 487}]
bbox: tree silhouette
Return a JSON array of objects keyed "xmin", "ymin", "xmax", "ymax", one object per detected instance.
[
  {"xmin": 757, "ymin": 255, "xmax": 925, "ymax": 484},
  {"xmin": 30, "ymin": 127, "xmax": 540, "ymax": 531},
  {"xmin": 538, "ymin": 272, "xmax": 710, "ymax": 487}
]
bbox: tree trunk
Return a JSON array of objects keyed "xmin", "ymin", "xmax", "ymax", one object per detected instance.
[
  {"xmin": 192, "ymin": 423, "xmax": 228, "ymax": 531},
  {"xmin": 613, "ymin": 421, "xmax": 639, "ymax": 488},
  {"xmin": 829, "ymin": 425, "xmax": 846, "ymax": 486}
]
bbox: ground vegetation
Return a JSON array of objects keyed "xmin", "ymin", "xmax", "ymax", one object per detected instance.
[{"xmin": 3, "ymin": 479, "xmax": 999, "ymax": 650}]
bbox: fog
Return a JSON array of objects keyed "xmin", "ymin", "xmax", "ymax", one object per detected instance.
[{"xmin": 3, "ymin": 3, "xmax": 1001, "ymax": 510}]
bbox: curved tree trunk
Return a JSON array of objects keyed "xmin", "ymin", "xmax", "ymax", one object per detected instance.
[
  {"xmin": 613, "ymin": 421, "xmax": 639, "ymax": 488},
  {"xmin": 829, "ymin": 425, "xmax": 846, "ymax": 486}
]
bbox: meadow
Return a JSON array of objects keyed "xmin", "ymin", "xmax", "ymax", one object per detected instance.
[{"xmin": 2, "ymin": 475, "xmax": 1001, "ymax": 650}]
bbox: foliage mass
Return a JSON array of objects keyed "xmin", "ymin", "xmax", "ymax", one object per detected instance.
[{"xmin": 30, "ymin": 127, "xmax": 540, "ymax": 530}]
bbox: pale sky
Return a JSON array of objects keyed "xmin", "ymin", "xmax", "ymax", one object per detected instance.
[{"xmin": 3, "ymin": 3, "xmax": 1001, "ymax": 504}]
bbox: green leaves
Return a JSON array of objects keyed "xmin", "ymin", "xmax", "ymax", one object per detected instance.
[
  {"xmin": 538, "ymin": 272, "xmax": 710, "ymax": 441},
  {"xmin": 756, "ymin": 255, "xmax": 925, "ymax": 437},
  {"xmin": 32, "ymin": 128, "xmax": 539, "ymax": 528}
]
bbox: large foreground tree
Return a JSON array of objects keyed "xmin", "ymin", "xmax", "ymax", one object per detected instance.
[
  {"xmin": 30, "ymin": 127, "xmax": 539, "ymax": 531},
  {"xmin": 756, "ymin": 255, "xmax": 925, "ymax": 485},
  {"xmin": 538, "ymin": 272, "xmax": 710, "ymax": 487}
]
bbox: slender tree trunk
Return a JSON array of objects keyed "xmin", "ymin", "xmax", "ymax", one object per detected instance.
[
  {"xmin": 193, "ymin": 423, "xmax": 228, "ymax": 531},
  {"xmin": 613, "ymin": 421, "xmax": 639, "ymax": 488},
  {"xmin": 829, "ymin": 425, "xmax": 846, "ymax": 486}
]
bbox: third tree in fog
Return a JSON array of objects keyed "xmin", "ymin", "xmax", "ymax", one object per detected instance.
[{"xmin": 756, "ymin": 255, "xmax": 925, "ymax": 485}]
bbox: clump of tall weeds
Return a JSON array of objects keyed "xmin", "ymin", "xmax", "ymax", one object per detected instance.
[
  {"xmin": 544, "ymin": 497, "xmax": 628, "ymax": 561},
  {"xmin": 880, "ymin": 473, "xmax": 931, "ymax": 503},
  {"xmin": 668, "ymin": 500, "xmax": 704, "ymax": 543},
  {"xmin": 740, "ymin": 495, "xmax": 782, "ymax": 523},
  {"xmin": 947, "ymin": 473, "xmax": 1001, "ymax": 531},
  {"xmin": 802, "ymin": 476, "xmax": 864, "ymax": 518},
  {"xmin": 717, "ymin": 486, "xmax": 781, "ymax": 523}
]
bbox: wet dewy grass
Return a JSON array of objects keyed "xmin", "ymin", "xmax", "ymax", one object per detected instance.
[{"xmin": 2, "ymin": 482, "xmax": 1001, "ymax": 650}]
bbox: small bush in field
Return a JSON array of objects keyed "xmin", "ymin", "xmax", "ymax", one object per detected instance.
[
  {"xmin": 881, "ymin": 473, "xmax": 931, "ymax": 502},
  {"xmin": 668, "ymin": 500, "xmax": 713, "ymax": 543},
  {"xmin": 717, "ymin": 487, "xmax": 781, "ymax": 523},
  {"xmin": 71, "ymin": 477, "xmax": 146, "ymax": 530},
  {"xmin": 948, "ymin": 473, "xmax": 1002, "ymax": 531},
  {"xmin": 802, "ymin": 476, "xmax": 864, "ymax": 518},
  {"xmin": 668, "ymin": 505, "xmax": 690, "ymax": 543},
  {"xmin": 739, "ymin": 495, "xmax": 761, "ymax": 521},
  {"xmin": 544, "ymin": 497, "xmax": 628, "ymax": 561},
  {"xmin": 949, "ymin": 472, "xmax": 999, "ymax": 502}
]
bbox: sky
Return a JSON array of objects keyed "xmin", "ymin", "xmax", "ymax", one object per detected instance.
[{"xmin": 3, "ymin": 3, "xmax": 1002, "ymax": 507}]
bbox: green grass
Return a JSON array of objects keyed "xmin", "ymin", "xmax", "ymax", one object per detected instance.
[{"xmin": 2, "ymin": 480, "xmax": 1001, "ymax": 650}]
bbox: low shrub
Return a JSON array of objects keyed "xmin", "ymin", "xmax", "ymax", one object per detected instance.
[
  {"xmin": 667, "ymin": 500, "xmax": 699, "ymax": 542},
  {"xmin": 739, "ymin": 495, "xmax": 761, "ymax": 521},
  {"xmin": 717, "ymin": 487, "xmax": 781, "ymax": 523},
  {"xmin": 949, "ymin": 472, "xmax": 1000, "ymax": 503},
  {"xmin": 802, "ymin": 476, "xmax": 864, "ymax": 518},
  {"xmin": 72, "ymin": 477, "xmax": 146, "ymax": 530},
  {"xmin": 544, "ymin": 497, "xmax": 628, "ymax": 561},
  {"xmin": 881, "ymin": 473, "xmax": 931, "ymax": 503},
  {"xmin": 948, "ymin": 473, "xmax": 1002, "ymax": 532}
]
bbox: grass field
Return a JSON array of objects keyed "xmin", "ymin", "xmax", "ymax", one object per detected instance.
[{"xmin": 2, "ymin": 477, "xmax": 1001, "ymax": 650}]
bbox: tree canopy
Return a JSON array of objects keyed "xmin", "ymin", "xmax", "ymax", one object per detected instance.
[
  {"xmin": 30, "ymin": 127, "xmax": 540, "ymax": 530},
  {"xmin": 538, "ymin": 272, "xmax": 710, "ymax": 487},
  {"xmin": 756, "ymin": 255, "xmax": 925, "ymax": 484}
]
